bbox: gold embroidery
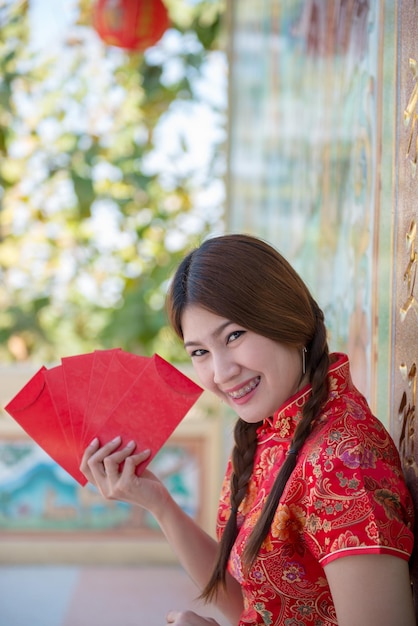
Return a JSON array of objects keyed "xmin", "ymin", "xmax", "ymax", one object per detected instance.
[
  {"xmin": 398, "ymin": 218, "xmax": 418, "ymax": 475},
  {"xmin": 400, "ymin": 220, "xmax": 418, "ymax": 322},
  {"xmin": 404, "ymin": 58, "xmax": 418, "ymax": 176}
]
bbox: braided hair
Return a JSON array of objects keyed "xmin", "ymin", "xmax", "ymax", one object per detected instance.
[{"xmin": 166, "ymin": 234, "xmax": 330, "ymax": 601}]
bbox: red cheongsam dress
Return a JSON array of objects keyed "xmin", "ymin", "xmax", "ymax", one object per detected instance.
[{"xmin": 216, "ymin": 353, "xmax": 414, "ymax": 626}]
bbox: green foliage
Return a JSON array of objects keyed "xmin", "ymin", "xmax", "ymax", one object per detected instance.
[{"xmin": 0, "ymin": 0, "xmax": 226, "ymax": 364}]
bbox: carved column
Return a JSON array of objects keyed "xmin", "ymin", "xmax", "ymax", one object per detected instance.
[{"xmin": 391, "ymin": 0, "xmax": 418, "ymax": 605}]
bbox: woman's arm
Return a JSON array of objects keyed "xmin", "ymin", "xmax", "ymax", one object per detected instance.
[
  {"xmin": 324, "ymin": 554, "xmax": 416, "ymax": 626},
  {"xmin": 80, "ymin": 437, "xmax": 244, "ymax": 625}
]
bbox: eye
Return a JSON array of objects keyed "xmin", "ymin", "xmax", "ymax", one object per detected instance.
[
  {"xmin": 189, "ymin": 348, "xmax": 208, "ymax": 358},
  {"xmin": 227, "ymin": 330, "xmax": 245, "ymax": 344}
]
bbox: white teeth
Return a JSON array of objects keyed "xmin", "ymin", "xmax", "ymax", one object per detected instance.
[{"xmin": 228, "ymin": 377, "xmax": 260, "ymax": 399}]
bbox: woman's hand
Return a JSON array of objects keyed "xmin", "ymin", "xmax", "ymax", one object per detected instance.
[
  {"xmin": 166, "ymin": 611, "xmax": 221, "ymax": 625},
  {"xmin": 80, "ymin": 436, "xmax": 169, "ymax": 516}
]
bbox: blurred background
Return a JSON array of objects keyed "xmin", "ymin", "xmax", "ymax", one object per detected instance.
[
  {"xmin": 1, "ymin": 0, "xmax": 418, "ymax": 624},
  {"xmin": 0, "ymin": 2, "xmax": 230, "ymax": 623},
  {"xmin": 0, "ymin": 0, "xmax": 227, "ymax": 364}
]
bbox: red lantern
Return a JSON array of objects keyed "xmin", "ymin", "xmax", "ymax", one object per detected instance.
[{"xmin": 93, "ymin": 0, "xmax": 170, "ymax": 51}]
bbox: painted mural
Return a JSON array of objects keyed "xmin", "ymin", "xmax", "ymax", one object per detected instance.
[
  {"xmin": 228, "ymin": 0, "xmax": 382, "ymax": 405},
  {"xmin": 0, "ymin": 437, "xmax": 200, "ymax": 534}
]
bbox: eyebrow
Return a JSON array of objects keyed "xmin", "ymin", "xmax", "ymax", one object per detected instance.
[{"xmin": 183, "ymin": 320, "xmax": 234, "ymax": 348}]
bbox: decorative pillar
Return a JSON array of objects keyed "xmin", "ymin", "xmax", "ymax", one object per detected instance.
[{"xmin": 391, "ymin": 0, "xmax": 418, "ymax": 606}]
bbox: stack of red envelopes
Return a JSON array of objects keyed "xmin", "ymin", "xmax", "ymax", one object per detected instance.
[{"xmin": 4, "ymin": 349, "xmax": 203, "ymax": 486}]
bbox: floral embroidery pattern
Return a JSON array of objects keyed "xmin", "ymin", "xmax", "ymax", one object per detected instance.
[
  {"xmin": 340, "ymin": 443, "xmax": 376, "ymax": 469},
  {"xmin": 254, "ymin": 602, "xmax": 273, "ymax": 625},
  {"xmin": 271, "ymin": 504, "xmax": 306, "ymax": 543},
  {"xmin": 374, "ymin": 488, "xmax": 402, "ymax": 519},
  {"xmin": 217, "ymin": 354, "xmax": 414, "ymax": 626},
  {"xmin": 281, "ymin": 561, "xmax": 305, "ymax": 583},
  {"xmin": 330, "ymin": 530, "xmax": 362, "ymax": 552},
  {"xmin": 291, "ymin": 599, "xmax": 316, "ymax": 621}
]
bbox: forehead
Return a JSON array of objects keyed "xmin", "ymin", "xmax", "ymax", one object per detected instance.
[{"xmin": 182, "ymin": 305, "xmax": 233, "ymax": 343}]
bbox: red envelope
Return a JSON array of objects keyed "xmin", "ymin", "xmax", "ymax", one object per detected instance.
[
  {"xmin": 82, "ymin": 349, "xmax": 148, "ymax": 447},
  {"xmin": 59, "ymin": 349, "xmax": 122, "ymax": 459},
  {"xmin": 81, "ymin": 348, "xmax": 122, "ymax": 442},
  {"xmin": 42, "ymin": 364, "xmax": 75, "ymax": 452},
  {"xmin": 4, "ymin": 351, "xmax": 203, "ymax": 486},
  {"xmin": 90, "ymin": 354, "xmax": 203, "ymax": 474},
  {"xmin": 61, "ymin": 351, "xmax": 97, "ymax": 448},
  {"xmin": 4, "ymin": 367, "xmax": 87, "ymax": 485}
]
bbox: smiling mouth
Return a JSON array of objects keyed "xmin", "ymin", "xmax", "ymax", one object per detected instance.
[{"xmin": 227, "ymin": 376, "xmax": 261, "ymax": 399}]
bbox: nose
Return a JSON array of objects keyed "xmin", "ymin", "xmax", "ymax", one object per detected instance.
[{"xmin": 212, "ymin": 351, "xmax": 240, "ymax": 386}]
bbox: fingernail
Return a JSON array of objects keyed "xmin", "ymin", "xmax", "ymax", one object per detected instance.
[
  {"xmin": 126, "ymin": 440, "xmax": 136, "ymax": 448},
  {"xmin": 88, "ymin": 437, "xmax": 99, "ymax": 446},
  {"xmin": 111, "ymin": 436, "xmax": 121, "ymax": 443}
]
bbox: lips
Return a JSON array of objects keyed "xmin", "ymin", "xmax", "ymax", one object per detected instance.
[{"xmin": 227, "ymin": 376, "xmax": 261, "ymax": 399}]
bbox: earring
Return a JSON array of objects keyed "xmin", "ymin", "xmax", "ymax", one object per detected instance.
[{"xmin": 302, "ymin": 347, "xmax": 307, "ymax": 375}]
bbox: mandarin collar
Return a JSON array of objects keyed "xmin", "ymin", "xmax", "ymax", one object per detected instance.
[{"xmin": 259, "ymin": 352, "xmax": 352, "ymax": 434}]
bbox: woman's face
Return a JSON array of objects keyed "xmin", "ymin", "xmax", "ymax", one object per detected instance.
[{"xmin": 181, "ymin": 305, "xmax": 304, "ymax": 423}]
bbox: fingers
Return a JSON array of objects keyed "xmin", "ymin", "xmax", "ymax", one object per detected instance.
[
  {"xmin": 166, "ymin": 611, "xmax": 219, "ymax": 625},
  {"xmin": 80, "ymin": 436, "xmax": 102, "ymax": 482},
  {"xmin": 167, "ymin": 611, "xmax": 187, "ymax": 625},
  {"xmin": 103, "ymin": 439, "xmax": 136, "ymax": 478},
  {"xmin": 122, "ymin": 449, "xmax": 152, "ymax": 477},
  {"xmin": 80, "ymin": 436, "xmax": 122, "ymax": 483},
  {"xmin": 80, "ymin": 435, "xmax": 152, "ymax": 499}
]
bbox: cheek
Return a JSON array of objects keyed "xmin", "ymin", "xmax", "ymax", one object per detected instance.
[{"xmin": 192, "ymin": 362, "xmax": 213, "ymax": 391}]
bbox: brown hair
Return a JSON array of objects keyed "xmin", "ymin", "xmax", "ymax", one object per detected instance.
[{"xmin": 166, "ymin": 233, "xmax": 329, "ymax": 600}]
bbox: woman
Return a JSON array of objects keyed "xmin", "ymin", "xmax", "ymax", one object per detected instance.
[{"xmin": 81, "ymin": 234, "xmax": 415, "ymax": 626}]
